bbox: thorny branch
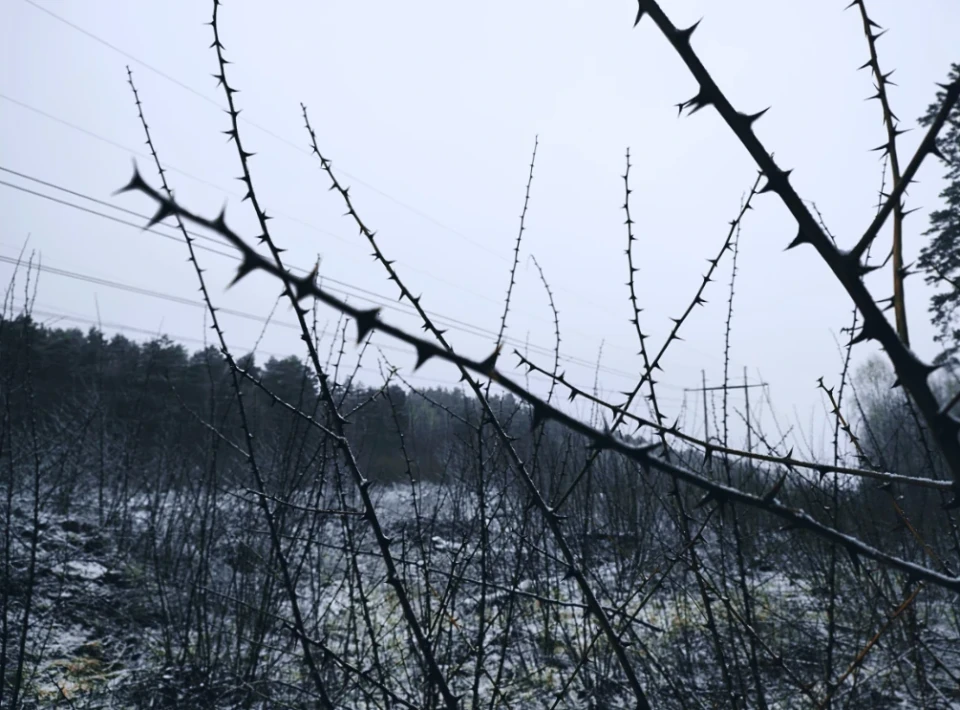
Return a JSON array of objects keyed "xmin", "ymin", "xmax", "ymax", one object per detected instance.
[
  {"xmin": 634, "ymin": 0, "xmax": 960, "ymax": 489},
  {"xmin": 848, "ymin": 0, "xmax": 910, "ymax": 346},
  {"xmin": 115, "ymin": 172, "xmax": 960, "ymax": 594},
  {"xmin": 299, "ymin": 106, "xmax": 655, "ymax": 706},
  {"xmin": 209, "ymin": 3, "xmax": 461, "ymax": 706}
]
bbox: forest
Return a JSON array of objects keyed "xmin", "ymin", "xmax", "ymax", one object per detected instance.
[{"xmin": 3, "ymin": 292, "xmax": 960, "ymax": 707}]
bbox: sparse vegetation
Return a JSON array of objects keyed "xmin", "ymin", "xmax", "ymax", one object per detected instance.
[{"xmin": 4, "ymin": 1, "xmax": 960, "ymax": 708}]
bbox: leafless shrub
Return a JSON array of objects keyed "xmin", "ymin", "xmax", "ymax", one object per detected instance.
[{"xmin": 4, "ymin": 1, "xmax": 960, "ymax": 708}]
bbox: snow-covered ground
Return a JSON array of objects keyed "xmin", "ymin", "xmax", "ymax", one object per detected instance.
[{"xmin": 4, "ymin": 482, "xmax": 959, "ymax": 709}]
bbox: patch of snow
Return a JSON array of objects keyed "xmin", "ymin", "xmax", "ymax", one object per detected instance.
[{"xmin": 53, "ymin": 560, "xmax": 108, "ymax": 581}]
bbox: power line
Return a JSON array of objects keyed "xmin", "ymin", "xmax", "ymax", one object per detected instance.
[
  {"xmin": 1, "ymin": 91, "xmax": 741, "ymax": 375},
  {"xmin": 19, "ymin": 0, "xmax": 620, "ymax": 316},
  {"xmin": 4, "ymin": 298, "xmax": 467, "ymax": 389},
  {"xmin": 2, "ymin": 167, "xmax": 664, "ymax": 382},
  {"xmin": 19, "ymin": 0, "xmax": 510, "ymax": 265},
  {"xmin": 2, "ymin": 91, "xmax": 653, "ymax": 358},
  {"xmin": 0, "ymin": 100, "xmax": 517, "ymax": 312},
  {"xmin": 684, "ymin": 369, "xmax": 768, "ymax": 450},
  {"xmin": 3, "ymin": 91, "xmax": 644, "ymax": 359},
  {"xmin": 0, "ymin": 93, "xmax": 237, "ymax": 199},
  {"xmin": 2, "ymin": 161, "xmax": 649, "ymax": 374},
  {"xmin": 0, "ymin": 252, "xmax": 414, "ymax": 359},
  {"xmin": 22, "ymin": 0, "xmax": 220, "ymax": 110},
  {"xmin": 0, "ymin": 230, "xmax": 495, "ymax": 366},
  {"xmin": 0, "ymin": 180, "xmax": 705, "ymax": 402},
  {"xmin": 0, "ymin": 174, "xmax": 517, "ymax": 347},
  {"xmin": 5, "ymin": 275, "xmax": 682, "ymax": 404},
  {"xmin": 0, "ymin": 247, "xmax": 684, "ymax": 405}
]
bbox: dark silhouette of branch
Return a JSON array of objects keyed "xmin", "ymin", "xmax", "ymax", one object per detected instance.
[
  {"xmin": 848, "ymin": 0, "xmax": 910, "ymax": 345},
  {"xmin": 208, "ymin": 4, "xmax": 461, "ymax": 705},
  {"xmin": 115, "ymin": 173, "xmax": 960, "ymax": 594},
  {"xmin": 633, "ymin": 0, "xmax": 960, "ymax": 492},
  {"xmin": 125, "ymin": 64, "xmax": 337, "ymax": 709},
  {"xmin": 298, "ymin": 105, "xmax": 655, "ymax": 708}
]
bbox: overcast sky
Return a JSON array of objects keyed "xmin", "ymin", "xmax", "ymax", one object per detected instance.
[{"xmin": 3, "ymin": 0, "xmax": 958, "ymax": 459}]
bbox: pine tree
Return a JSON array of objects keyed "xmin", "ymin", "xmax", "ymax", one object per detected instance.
[{"xmin": 916, "ymin": 63, "xmax": 960, "ymax": 361}]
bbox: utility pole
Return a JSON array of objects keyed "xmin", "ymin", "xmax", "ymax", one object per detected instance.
[
  {"xmin": 744, "ymin": 366, "xmax": 751, "ymax": 453},
  {"xmin": 702, "ymin": 370, "xmax": 709, "ymax": 446},
  {"xmin": 684, "ymin": 370, "xmax": 767, "ymax": 451}
]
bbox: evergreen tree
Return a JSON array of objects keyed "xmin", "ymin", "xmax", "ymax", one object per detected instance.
[{"xmin": 916, "ymin": 63, "xmax": 960, "ymax": 362}]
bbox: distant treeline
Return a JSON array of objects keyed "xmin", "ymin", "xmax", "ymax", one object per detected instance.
[
  {"xmin": 0, "ymin": 315, "xmax": 543, "ymax": 484},
  {"xmin": 2, "ymin": 314, "xmax": 954, "ymax": 547}
]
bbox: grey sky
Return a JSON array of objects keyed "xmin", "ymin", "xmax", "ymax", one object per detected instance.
[{"xmin": 3, "ymin": 0, "xmax": 958, "ymax": 458}]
